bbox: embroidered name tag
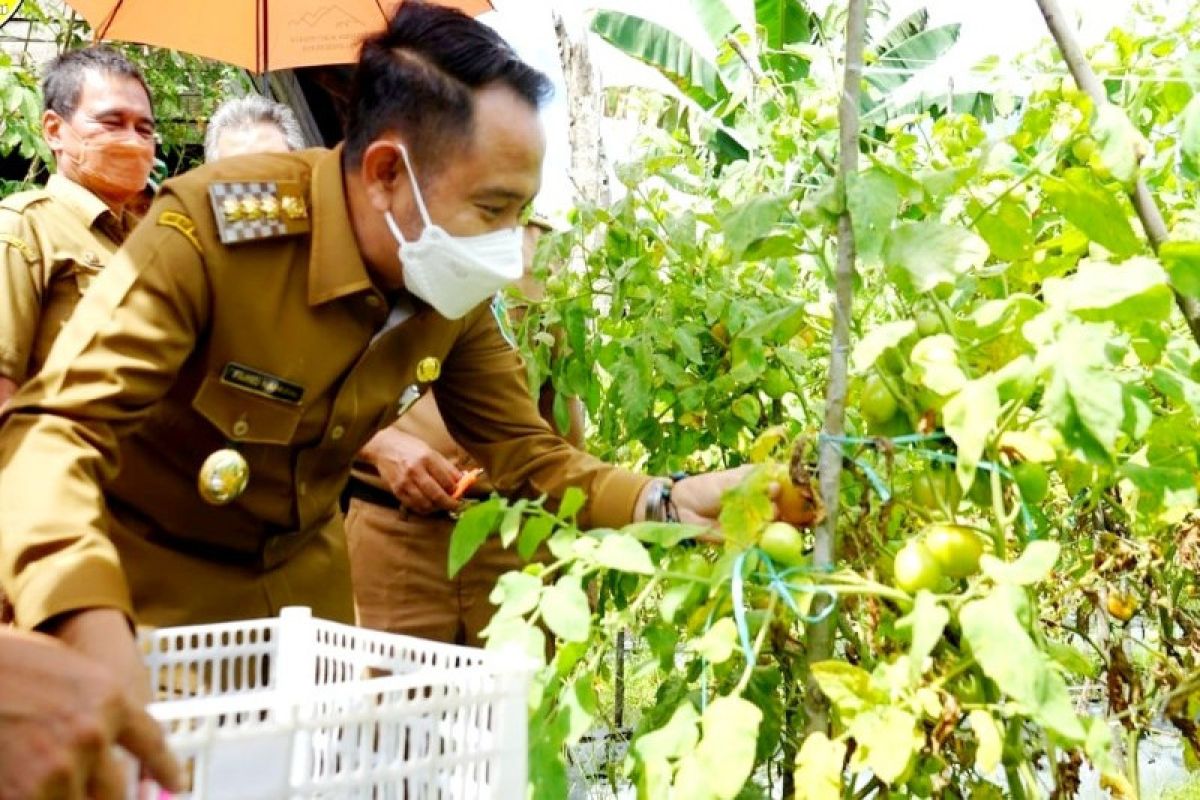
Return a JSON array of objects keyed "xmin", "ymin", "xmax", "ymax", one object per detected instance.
[{"xmin": 221, "ymin": 362, "xmax": 304, "ymax": 404}]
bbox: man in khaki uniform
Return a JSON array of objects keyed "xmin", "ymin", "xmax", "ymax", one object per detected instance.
[
  {"xmin": 0, "ymin": 47, "xmax": 156, "ymax": 407},
  {"xmin": 0, "ymin": 5, "xmax": 749, "ymax": 705},
  {"xmin": 346, "ymin": 220, "xmax": 585, "ymax": 644}
]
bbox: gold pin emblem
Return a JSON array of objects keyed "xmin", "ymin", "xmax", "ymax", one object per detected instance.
[
  {"xmin": 281, "ymin": 195, "xmax": 307, "ymax": 220},
  {"xmin": 260, "ymin": 195, "xmax": 281, "ymax": 220},
  {"xmin": 222, "ymin": 197, "xmax": 242, "ymax": 222},
  {"xmin": 416, "ymin": 356, "xmax": 441, "ymax": 383},
  {"xmin": 198, "ymin": 448, "xmax": 250, "ymax": 505},
  {"xmin": 240, "ymin": 197, "xmax": 262, "ymax": 220}
]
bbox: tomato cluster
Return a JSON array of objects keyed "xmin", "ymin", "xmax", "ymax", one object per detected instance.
[{"xmin": 893, "ymin": 523, "xmax": 986, "ymax": 594}]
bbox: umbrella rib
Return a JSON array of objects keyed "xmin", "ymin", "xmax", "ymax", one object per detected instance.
[{"xmin": 97, "ymin": 0, "xmax": 125, "ymax": 40}]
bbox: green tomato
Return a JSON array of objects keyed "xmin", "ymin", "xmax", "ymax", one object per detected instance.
[
  {"xmin": 911, "ymin": 466, "xmax": 960, "ymax": 512},
  {"xmin": 1011, "ymin": 461, "xmax": 1049, "ymax": 504},
  {"xmin": 674, "ymin": 551, "xmax": 713, "ymax": 581},
  {"xmin": 915, "ymin": 310, "xmax": 942, "ymax": 337},
  {"xmin": 1071, "ymin": 136, "xmax": 1097, "ymax": 162},
  {"xmin": 759, "ymin": 522, "xmax": 806, "ymax": 566},
  {"xmin": 893, "ymin": 542, "xmax": 943, "ymax": 593},
  {"xmin": 762, "ymin": 369, "xmax": 792, "ymax": 400},
  {"xmin": 923, "ymin": 523, "xmax": 983, "ymax": 579},
  {"xmin": 860, "ymin": 375, "xmax": 898, "ymax": 425},
  {"xmin": 967, "ymin": 471, "xmax": 993, "ymax": 508}
]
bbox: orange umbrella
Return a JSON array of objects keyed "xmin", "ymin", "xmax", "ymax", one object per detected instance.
[{"xmin": 63, "ymin": 0, "xmax": 494, "ymax": 73}]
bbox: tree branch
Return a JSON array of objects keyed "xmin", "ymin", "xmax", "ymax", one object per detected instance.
[
  {"xmin": 1034, "ymin": 0, "xmax": 1200, "ymax": 346},
  {"xmin": 804, "ymin": 0, "xmax": 868, "ymax": 736}
]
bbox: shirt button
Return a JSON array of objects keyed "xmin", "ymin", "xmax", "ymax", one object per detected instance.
[
  {"xmin": 365, "ymin": 295, "xmax": 381, "ymax": 308},
  {"xmin": 330, "ymin": 425, "xmax": 345, "ymax": 441},
  {"xmin": 232, "ymin": 420, "xmax": 250, "ymax": 437},
  {"xmin": 298, "ymin": 482, "xmax": 307, "ymax": 496}
]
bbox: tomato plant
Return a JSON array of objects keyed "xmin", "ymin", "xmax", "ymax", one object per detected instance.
[{"xmin": 468, "ymin": 1, "xmax": 1200, "ymax": 797}]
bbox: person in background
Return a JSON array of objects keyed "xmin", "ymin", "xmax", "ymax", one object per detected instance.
[
  {"xmin": 0, "ymin": 628, "xmax": 180, "ymax": 799},
  {"xmin": 346, "ymin": 216, "xmax": 585, "ymax": 645},
  {"xmin": 204, "ymin": 94, "xmax": 305, "ymax": 162},
  {"xmin": 0, "ymin": 46, "xmax": 156, "ymax": 408}
]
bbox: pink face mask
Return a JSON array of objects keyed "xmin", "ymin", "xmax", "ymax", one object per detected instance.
[{"xmin": 60, "ymin": 124, "xmax": 156, "ymax": 200}]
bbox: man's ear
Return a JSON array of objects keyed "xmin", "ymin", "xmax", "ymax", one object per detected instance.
[
  {"xmin": 41, "ymin": 110, "xmax": 66, "ymax": 158},
  {"xmin": 360, "ymin": 139, "xmax": 406, "ymax": 213}
]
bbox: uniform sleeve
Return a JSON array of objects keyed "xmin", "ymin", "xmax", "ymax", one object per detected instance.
[
  {"xmin": 0, "ymin": 210, "xmax": 46, "ymax": 383},
  {"xmin": 0, "ymin": 196, "xmax": 211, "ymax": 630},
  {"xmin": 436, "ymin": 308, "xmax": 650, "ymax": 529}
]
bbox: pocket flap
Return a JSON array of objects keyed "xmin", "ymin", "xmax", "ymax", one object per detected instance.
[{"xmin": 192, "ymin": 371, "xmax": 303, "ymax": 444}]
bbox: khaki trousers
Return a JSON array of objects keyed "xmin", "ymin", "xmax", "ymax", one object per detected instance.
[{"xmin": 345, "ymin": 497, "xmax": 525, "ymax": 646}]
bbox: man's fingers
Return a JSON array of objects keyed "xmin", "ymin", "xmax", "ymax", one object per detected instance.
[
  {"xmin": 415, "ymin": 471, "xmax": 458, "ymax": 511},
  {"xmin": 422, "ymin": 454, "xmax": 462, "ymax": 493},
  {"xmin": 113, "ymin": 706, "xmax": 182, "ymax": 793},
  {"xmin": 87, "ymin": 748, "xmax": 128, "ymax": 800}
]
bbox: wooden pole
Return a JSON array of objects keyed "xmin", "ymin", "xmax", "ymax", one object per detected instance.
[
  {"xmin": 1035, "ymin": 0, "xmax": 1200, "ymax": 345},
  {"xmin": 804, "ymin": 0, "xmax": 868, "ymax": 735}
]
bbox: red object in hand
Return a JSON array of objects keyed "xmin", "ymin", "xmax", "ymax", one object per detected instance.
[{"xmin": 450, "ymin": 468, "xmax": 483, "ymax": 501}]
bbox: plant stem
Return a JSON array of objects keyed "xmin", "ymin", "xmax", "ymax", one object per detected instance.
[
  {"xmin": 805, "ymin": 0, "xmax": 868, "ymax": 738},
  {"xmin": 1034, "ymin": 0, "xmax": 1200, "ymax": 347}
]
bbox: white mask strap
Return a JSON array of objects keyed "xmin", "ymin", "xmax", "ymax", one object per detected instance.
[{"xmin": 395, "ymin": 143, "xmax": 432, "ymax": 227}]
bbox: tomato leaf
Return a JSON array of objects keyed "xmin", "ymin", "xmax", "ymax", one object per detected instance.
[
  {"xmin": 558, "ymin": 486, "xmax": 586, "ymax": 520},
  {"xmin": 810, "ymin": 661, "xmax": 883, "ymax": 721},
  {"xmin": 488, "ymin": 571, "xmax": 543, "ymax": 620},
  {"xmin": 687, "ymin": 617, "xmax": 739, "ymax": 664},
  {"xmin": 540, "ymin": 574, "xmax": 592, "ymax": 642},
  {"xmin": 981, "ymin": 540, "xmax": 1060, "ymax": 585},
  {"xmin": 884, "ymin": 221, "xmax": 990, "ymax": 293},
  {"xmin": 1041, "ymin": 169, "xmax": 1141, "ymax": 258},
  {"xmin": 673, "ymin": 696, "xmax": 762, "ymax": 798},
  {"xmin": 943, "ymin": 376, "xmax": 1001, "ymax": 491},
  {"xmin": 593, "ymin": 532, "xmax": 656, "ymax": 575},
  {"xmin": 960, "ymin": 589, "xmax": 1087, "ymax": 742},
  {"xmin": 849, "ymin": 707, "xmax": 922, "ymax": 785},
  {"xmin": 897, "ymin": 591, "xmax": 949, "ymax": 684},
  {"xmin": 1159, "ymin": 240, "xmax": 1200, "ymax": 298},
  {"xmin": 1043, "ymin": 257, "xmax": 1173, "ymax": 324},
  {"xmin": 1092, "ymin": 103, "xmax": 1149, "ymax": 185},
  {"xmin": 850, "ymin": 319, "xmax": 916, "ymax": 374},
  {"xmin": 969, "ymin": 709, "xmax": 1004, "ymax": 773},
  {"xmin": 794, "ymin": 732, "xmax": 846, "ymax": 800},
  {"xmin": 448, "ymin": 498, "xmax": 503, "ymax": 578},
  {"xmin": 847, "ymin": 168, "xmax": 900, "ymax": 263}
]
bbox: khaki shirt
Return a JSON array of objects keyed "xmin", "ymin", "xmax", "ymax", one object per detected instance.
[
  {"xmin": 0, "ymin": 147, "xmax": 649, "ymax": 631},
  {"xmin": 0, "ymin": 174, "xmax": 136, "ymax": 382}
]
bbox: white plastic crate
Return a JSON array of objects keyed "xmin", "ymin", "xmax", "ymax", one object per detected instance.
[{"xmin": 134, "ymin": 607, "xmax": 535, "ymax": 799}]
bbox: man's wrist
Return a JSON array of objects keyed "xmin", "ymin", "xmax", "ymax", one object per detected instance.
[{"xmin": 643, "ymin": 473, "xmax": 688, "ymax": 523}]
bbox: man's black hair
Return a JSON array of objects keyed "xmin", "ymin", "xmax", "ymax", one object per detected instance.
[
  {"xmin": 41, "ymin": 46, "xmax": 152, "ymax": 119},
  {"xmin": 343, "ymin": 1, "xmax": 552, "ymax": 170}
]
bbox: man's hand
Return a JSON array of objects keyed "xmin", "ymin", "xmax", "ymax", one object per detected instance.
[
  {"xmin": 669, "ymin": 465, "xmax": 759, "ymax": 527},
  {"xmin": 0, "ymin": 625, "xmax": 181, "ymax": 800},
  {"xmin": 360, "ymin": 426, "xmax": 462, "ymax": 514}
]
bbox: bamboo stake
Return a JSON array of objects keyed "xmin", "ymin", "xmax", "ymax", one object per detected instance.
[
  {"xmin": 804, "ymin": 0, "xmax": 868, "ymax": 736},
  {"xmin": 1035, "ymin": 0, "xmax": 1200, "ymax": 345}
]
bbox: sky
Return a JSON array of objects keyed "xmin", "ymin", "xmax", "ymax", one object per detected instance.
[{"xmin": 479, "ymin": 0, "xmax": 1163, "ymax": 217}]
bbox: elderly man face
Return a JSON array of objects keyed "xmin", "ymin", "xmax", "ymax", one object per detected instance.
[{"xmin": 212, "ymin": 121, "xmax": 292, "ymax": 160}]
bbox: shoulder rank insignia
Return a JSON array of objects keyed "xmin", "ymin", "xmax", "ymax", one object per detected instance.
[
  {"xmin": 0, "ymin": 233, "xmax": 36, "ymax": 262},
  {"xmin": 157, "ymin": 210, "xmax": 202, "ymax": 254},
  {"xmin": 208, "ymin": 180, "xmax": 310, "ymax": 245}
]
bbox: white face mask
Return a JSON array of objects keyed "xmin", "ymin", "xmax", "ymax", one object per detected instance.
[{"xmin": 384, "ymin": 144, "xmax": 524, "ymax": 319}]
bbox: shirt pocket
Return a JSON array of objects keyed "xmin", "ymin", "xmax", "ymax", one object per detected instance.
[
  {"xmin": 71, "ymin": 251, "xmax": 106, "ymax": 294},
  {"xmin": 191, "ymin": 371, "xmax": 304, "ymax": 444}
]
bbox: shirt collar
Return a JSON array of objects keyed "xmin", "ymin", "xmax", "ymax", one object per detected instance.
[
  {"xmin": 46, "ymin": 173, "xmax": 117, "ymax": 229},
  {"xmin": 307, "ymin": 146, "xmax": 376, "ymax": 306}
]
